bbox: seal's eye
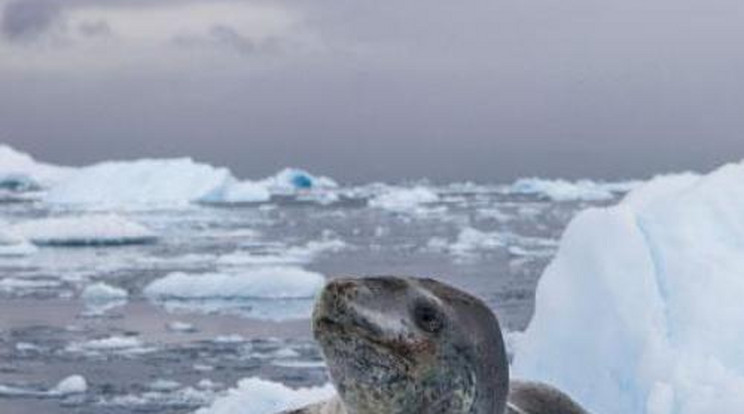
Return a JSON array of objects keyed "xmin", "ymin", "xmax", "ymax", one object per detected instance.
[{"xmin": 413, "ymin": 301, "xmax": 444, "ymax": 334}]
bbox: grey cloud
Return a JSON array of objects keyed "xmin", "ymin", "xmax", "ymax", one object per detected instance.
[
  {"xmin": 78, "ymin": 20, "xmax": 111, "ymax": 37},
  {"xmin": 1, "ymin": 0, "xmax": 743, "ymax": 182},
  {"xmin": 2, "ymin": 0, "xmax": 61, "ymax": 41}
]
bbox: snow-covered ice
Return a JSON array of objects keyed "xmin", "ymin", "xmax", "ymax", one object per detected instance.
[
  {"xmin": 13, "ymin": 214, "xmax": 157, "ymax": 246},
  {"xmin": 513, "ymin": 162, "xmax": 744, "ymax": 413},
  {"xmin": 194, "ymin": 377, "xmax": 335, "ymax": 414}
]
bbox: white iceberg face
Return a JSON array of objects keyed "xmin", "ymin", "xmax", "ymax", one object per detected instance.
[
  {"xmin": 194, "ymin": 377, "xmax": 335, "ymax": 414},
  {"xmin": 45, "ymin": 158, "xmax": 233, "ymax": 208},
  {"xmin": 513, "ymin": 163, "xmax": 744, "ymax": 413},
  {"xmin": 13, "ymin": 215, "xmax": 157, "ymax": 246}
]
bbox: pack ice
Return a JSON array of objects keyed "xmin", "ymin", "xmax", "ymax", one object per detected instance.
[{"xmin": 513, "ymin": 164, "xmax": 744, "ymax": 413}]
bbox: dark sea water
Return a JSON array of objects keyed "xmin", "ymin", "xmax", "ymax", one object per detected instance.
[{"xmin": 0, "ymin": 188, "xmax": 619, "ymax": 413}]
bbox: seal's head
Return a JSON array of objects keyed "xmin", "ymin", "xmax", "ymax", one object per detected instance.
[{"xmin": 312, "ymin": 276, "xmax": 509, "ymax": 414}]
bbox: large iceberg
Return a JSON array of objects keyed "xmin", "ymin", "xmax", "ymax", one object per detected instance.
[
  {"xmin": 513, "ymin": 163, "xmax": 744, "ymax": 413},
  {"xmin": 45, "ymin": 158, "xmax": 233, "ymax": 208}
]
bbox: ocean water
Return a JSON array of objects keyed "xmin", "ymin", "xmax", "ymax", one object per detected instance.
[{"xmin": 0, "ymin": 187, "xmax": 622, "ymax": 414}]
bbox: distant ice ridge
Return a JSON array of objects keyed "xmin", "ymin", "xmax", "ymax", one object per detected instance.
[
  {"xmin": 13, "ymin": 214, "xmax": 157, "ymax": 246},
  {"xmin": 513, "ymin": 165, "xmax": 744, "ymax": 413},
  {"xmin": 195, "ymin": 377, "xmax": 335, "ymax": 414},
  {"xmin": 0, "ymin": 145, "xmax": 336, "ymax": 208},
  {"xmin": 509, "ymin": 177, "xmax": 640, "ymax": 201}
]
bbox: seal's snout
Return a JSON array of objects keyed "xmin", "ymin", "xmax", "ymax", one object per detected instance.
[{"xmin": 313, "ymin": 278, "xmax": 361, "ymax": 332}]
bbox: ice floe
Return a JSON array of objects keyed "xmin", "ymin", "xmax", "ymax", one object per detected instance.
[
  {"xmin": 513, "ymin": 163, "xmax": 744, "ymax": 413},
  {"xmin": 13, "ymin": 214, "xmax": 157, "ymax": 246},
  {"xmin": 368, "ymin": 186, "xmax": 439, "ymax": 213},
  {"xmin": 194, "ymin": 377, "xmax": 335, "ymax": 414},
  {"xmin": 144, "ymin": 267, "xmax": 325, "ymax": 300},
  {"xmin": 144, "ymin": 267, "xmax": 326, "ymax": 319},
  {"xmin": 0, "ymin": 375, "xmax": 87, "ymax": 398}
]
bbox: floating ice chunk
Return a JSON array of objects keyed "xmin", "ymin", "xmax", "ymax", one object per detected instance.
[
  {"xmin": 51, "ymin": 375, "xmax": 88, "ymax": 395},
  {"xmin": 194, "ymin": 377, "xmax": 335, "ymax": 414},
  {"xmin": 81, "ymin": 282, "xmax": 128, "ymax": 302},
  {"xmin": 513, "ymin": 163, "xmax": 744, "ymax": 413},
  {"xmin": 45, "ymin": 158, "xmax": 232, "ymax": 208},
  {"xmin": 200, "ymin": 179, "xmax": 271, "ymax": 204},
  {"xmin": 144, "ymin": 267, "xmax": 325, "ymax": 300},
  {"xmin": 368, "ymin": 186, "xmax": 439, "ymax": 212},
  {"xmin": 510, "ymin": 178, "xmax": 637, "ymax": 201},
  {"xmin": 167, "ymin": 321, "xmax": 197, "ymax": 333},
  {"xmin": 13, "ymin": 214, "xmax": 157, "ymax": 246},
  {"xmin": 449, "ymin": 227, "xmax": 505, "ymax": 257},
  {"xmin": 260, "ymin": 168, "xmax": 338, "ymax": 192}
]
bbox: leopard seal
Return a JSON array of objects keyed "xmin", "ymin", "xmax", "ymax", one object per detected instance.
[{"xmin": 281, "ymin": 276, "xmax": 588, "ymax": 414}]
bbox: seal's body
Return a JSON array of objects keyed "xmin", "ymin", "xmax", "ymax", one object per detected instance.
[{"xmin": 283, "ymin": 276, "xmax": 587, "ymax": 414}]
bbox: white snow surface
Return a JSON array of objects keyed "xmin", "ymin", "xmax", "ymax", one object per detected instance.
[
  {"xmin": 513, "ymin": 163, "xmax": 744, "ymax": 413},
  {"xmin": 194, "ymin": 378, "xmax": 335, "ymax": 414},
  {"xmin": 144, "ymin": 266, "xmax": 325, "ymax": 300},
  {"xmin": 13, "ymin": 215, "xmax": 157, "ymax": 246}
]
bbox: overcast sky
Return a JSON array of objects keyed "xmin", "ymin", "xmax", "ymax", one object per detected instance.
[{"xmin": 1, "ymin": 0, "xmax": 743, "ymax": 183}]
